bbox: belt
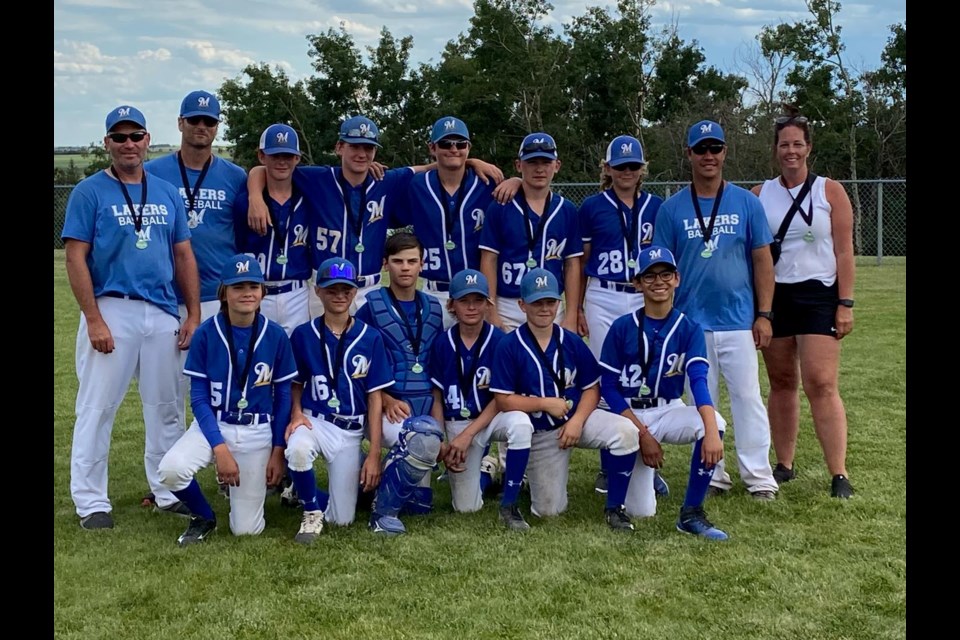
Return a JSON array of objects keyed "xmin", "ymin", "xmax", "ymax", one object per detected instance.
[
  {"xmin": 357, "ymin": 273, "xmax": 382, "ymax": 288},
  {"xmin": 425, "ymin": 280, "xmax": 451, "ymax": 293},
  {"xmin": 264, "ymin": 280, "xmax": 305, "ymax": 296},
  {"xmin": 597, "ymin": 279, "xmax": 640, "ymax": 294},
  {"xmin": 216, "ymin": 410, "xmax": 270, "ymax": 425},
  {"xmin": 304, "ymin": 408, "xmax": 364, "ymax": 432},
  {"xmin": 102, "ymin": 292, "xmax": 145, "ymax": 301},
  {"xmin": 630, "ymin": 398, "xmax": 668, "ymax": 409}
]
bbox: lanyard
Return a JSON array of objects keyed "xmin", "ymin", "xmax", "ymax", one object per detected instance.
[
  {"xmin": 223, "ymin": 312, "xmax": 260, "ymax": 409},
  {"xmin": 613, "ymin": 191, "xmax": 640, "ymax": 267},
  {"xmin": 386, "ymin": 289, "xmax": 425, "ymax": 361},
  {"xmin": 518, "ymin": 192, "xmax": 552, "ymax": 263},
  {"xmin": 262, "ymin": 187, "xmax": 299, "ymax": 254},
  {"xmin": 634, "ymin": 310, "xmax": 656, "ymax": 396},
  {"xmin": 527, "ymin": 324, "xmax": 566, "ymax": 397},
  {"xmin": 337, "ymin": 171, "xmax": 368, "ymax": 245},
  {"xmin": 454, "ymin": 323, "xmax": 488, "ymax": 415},
  {"xmin": 689, "ymin": 181, "xmax": 725, "ymax": 246},
  {"xmin": 110, "ymin": 166, "xmax": 147, "ymax": 233},
  {"xmin": 319, "ymin": 315, "xmax": 352, "ymax": 405},
  {"xmin": 176, "ymin": 152, "xmax": 212, "ymax": 214},
  {"xmin": 787, "ymin": 176, "xmax": 815, "ymax": 227},
  {"xmin": 433, "ymin": 171, "xmax": 468, "ymax": 244}
]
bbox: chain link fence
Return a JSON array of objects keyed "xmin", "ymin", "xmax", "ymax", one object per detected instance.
[{"xmin": 54, "ymin": 179, "xmax": 906, "ymax": 259}]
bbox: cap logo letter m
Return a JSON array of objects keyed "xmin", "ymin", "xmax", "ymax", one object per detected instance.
[
  {"xmin": 700, "ymin": 123, "xmax": 713, "ymax": 135},
  {"xmin": 359, "ymin": 123, "xmax": 369, "ymax": 134},
  {"xmin": 648, "ymin": 248, "xmax": 662, "ymax": 260},
  {"xmin": 533, "ymin": 137, "xmax": 544, "ymax": 143},
  {"xmin": 236, "ymin": 260, "xmax": 250, "ymax": 274},
  {"xmin": 444, "ymin": 119, "xmax": 456, "ymax": 130},
  {"xmin": 536, "ymin": 276, "xmax": 548, "ymax": 288},
  {"xmin": 276, "ymin": 131, "xmax": 289, "ymax": 143},
  {"xmin": 465, "ymin": 274, "xmax": 477, "ymax": 285},
  {"xmin": 198, "ymin": 96, "xmax": 210, "ymax": 108},
  {"xmin": 620, "ymin": 142, "xmax": 633, "ymax": 155},
  {"xmin": 118, "ymin": 107, "xmax": 130, "ymax": 117}
]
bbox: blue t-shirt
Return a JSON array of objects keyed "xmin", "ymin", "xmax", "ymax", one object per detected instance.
[
  {"xmin": 430, "ymin": 322, "xmax": 505, "ymax": 420},
  {"xmin": 144, "ymin": 153, "xmax": 247, "ymax": 303},
  {"xmin": 580, "ymin": 189, "xmax": 662, "ymax": 283},
  {"xmin": 234, "ymin": 186, "xmax": 314, "ymax": 282},
  {"xmin": 61, "ymin": 169, "xmax": 191, "ymax": 318},
  {"xmin": 652, "ymin": 182, "xmax": 773, "ymax": 330}
]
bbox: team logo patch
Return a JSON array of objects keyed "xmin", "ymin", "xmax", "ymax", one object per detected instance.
[
  {"xmin": 465, "ymin": 274, "xmax": 478, "ymax": 285},
  {"xmin": 253, "ymin": 362, "xmax": 273, "ymax": 386},
  {"xmin": 275, "ymin": 130, "xmax": 289, "ymax": 144},
  {"xmin": 367, "ymin": 197, "xmax": 385, "ymax": 223},
  {"xmin": 476, "ymin": 366, "xmax": 491, "ymax": 390},
  {"xmin": 444, "ymin": 119, "xmax": 456, "ymax": 131},
  {"xmin": 235, "ymin": 259, "xmax": 251, "ymax": 274},
  {"xmin": 664, "ymin": 352, "xmax": 686, "ymax": 378},
  {"xmin": 471, "ymin": 208, "xmax": 484, "ymax": 231},
  {"xmin": 292, "ymin": 224, "xmax": 308, "ymax": 247},
  {"xmin": 187, "ymin": 209, "xmax": 205, "ymax": 229},
  {"xmin": 117, "ymin": 107, "xmax": 130, "ymax": 117},
  {"xmin": 647, "ymin": 247, "xmax": 662, "ymax": 261},
  {"xmin": 620, "ymin": 142, "xmax": 633, "ymax": 155},
  {"xmin": 545, "ymin": 238, "xmax": 567, "ymax": 260},
  {"xmin": 700, "ymin": 123, "xmax": 713, "ymax": 135},
  {"xmin": 197, "ymin": 96, "xmax": 210, "ymax": 109},
  {"xmin": 351, "ymin": 354, "xmax": 370, "ymax": 379}
]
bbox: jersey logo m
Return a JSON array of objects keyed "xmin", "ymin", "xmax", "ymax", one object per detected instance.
[
  {"xmin": 664, "ymin": 352, "xmax": 685, "ymax": 378},
  {"xmin": 351, "ymin": 354, "xmax": 370, "ymax": 379},
  {"xmin": 292, "ymin": 223, "xmax": 308, "ymax": 246},
  {"xmin": 253, "ymin": 362, "xmax": 274, "ymax": 386},
  {"xmin": 471, "ymin": 208, "xmax": 484, "ymax": 231},
  {"xmin": 367, "ymin": 196, "xmax": 385, "ymax": 223},
  {"xmin": 187, "ymin": 209, "xmax": 205, "ymax": 229},
  {"xmin": 136, "ymin": 226, "xmax": 152, "ymax": 243},
  {"xmin": 476, "ymin": 366, "xmax": 491, "ymax": 390},
  {"xmin": 703, "ymin": 237, "xmax": 719, "ymax": 253},
  {"xmin": 545, "ymin": 238, "xmax": 567, "ymax": 260}
]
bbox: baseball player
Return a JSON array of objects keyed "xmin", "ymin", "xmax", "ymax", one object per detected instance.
[
  {"xmin": 62, "ymin": 105, "xmax": 201, "ymax": 529},
  {"xmin": 284, "ymin": 258, "xmax": 394, "ymax": 542},
  {"xmin": 598, "ymin": 245, "xmax": 729, "ymax": 540},
  {"xmin": 396, "ymin": 116, "xmax": 506, "ymax": 328},
  {"xmin": 355, "ymin": 231, "xmax": 445, "ymax": 535},
  {"xmin": 428, "ymin": 269, "xmax": 534, "ymax": 529},
  {"xmin": 157, "ymin": 254, "xmax": 297, "ymax": 545},
  {"xmin": 489, "ymin": 268, "xmax": 640, "ymax": 530},
  {"xmin": 578, "ymin": 135, "xmax": 667, "ymax": 498},
  {"xmin": 653, "ymin": 120, "xmax": 779, "ymax": 500},
  {"xmin": 479, "ymin": 132, "xmax": 583, "ymax": 333},
  {"xmin": 234, "ymin": 124, "xmax": 313, "ymax": 336}
]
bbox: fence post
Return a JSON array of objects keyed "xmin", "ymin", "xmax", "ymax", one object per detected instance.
[{"xmin": 876, "ymin": 181, "xmax": 883, "ymax": 266}]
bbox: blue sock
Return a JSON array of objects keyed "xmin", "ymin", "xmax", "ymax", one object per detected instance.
[
  {"xmin": 600, "ymin": 447, "xmax": 613, "ymax": 473},
  {"xmin": 290, "ymin": 469, "xmax": 321, "ymax": 512},
  {"xmin": 500, "ymin": 447, "xmax": 530, "ymax": 506},
  {"xmin": 683, "ymin": 437, "xmax": 716, "ymax": 509},
  {"xmin": 604, "ymin": 450, "xmax": 638, "ymax": 509},
  {"xmin": 172, "ymin": 479, "xmax": 214, "ymax": 521},
  {"xmin": 315, "ymin": 489, "xmax": 330, "ymax": 512},
  {"xmin": 479, "ymin": 443, "xmax": 493, "ymax": 492}
]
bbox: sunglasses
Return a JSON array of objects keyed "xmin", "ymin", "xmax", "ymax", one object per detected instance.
[
  {"xmin": 774, "ymin": 115, "xmax": 809, "ymax": 126},
  {"xmin": 185, "ymin": 115, "xmax": 219, "ymax": 127},
  {"xmin": 521, "ymin": 141, "xmax": 557, "ymax": 155},
  {"xmin": 638, "ymin": 270, "xmax": 676, "ymax": 284},
  {"xmin": 344, "ymin": 128, "xmax": 378, "ymax": 140},
  {"xmin": 690, "ymin": 143, "xmax": 725, "ymax": 155},
  {"xmin": 107, "ymin": 131, "xmax": 148, "ymax": 143},
  {"xmin": 611, "ymin": 162, "xmax": 644, "ymax": 172},
  {"xmin": 436, "ymin": 139, "xmax": 470, "ymax": 150}
]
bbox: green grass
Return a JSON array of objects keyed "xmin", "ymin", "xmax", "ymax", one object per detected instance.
[{"xmin": 53, "ymin": 253, "xmax": 906, "ymax": 640}]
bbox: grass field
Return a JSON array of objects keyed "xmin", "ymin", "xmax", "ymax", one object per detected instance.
[{"xmin": 53, "ymin": 253, "xmax": 906, "ymax": 640}]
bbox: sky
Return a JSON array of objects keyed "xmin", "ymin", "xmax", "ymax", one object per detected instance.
[{"xmin": 53, "ymin": 0, "xmax": 906, "ymax": 148}]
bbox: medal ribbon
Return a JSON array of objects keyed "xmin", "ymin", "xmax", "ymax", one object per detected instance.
[
  {"xmin": 689, "ymin": 181, "xmax": 725, "ymax": 248},
  {"xmin": 176, "ymin": 152, "xmax": 212, "ymax": 215},
  {"xmin": 612, "ymin": 190, "xmax": 640, "ymax": 275},
  {"xmin": 223, "ymin": 312, "xmax": 260, "ymax": 410},
  {"xmin": 320, "ymin": 315, "xmax": 352, "ymax": 409},
  {"xmin": 454, "ymin": 323, "xmax": 488, "ymax": 418},
  {"xmin": 337, "ymin": 171, "xmax": 368, "ymax": 253},
  {"xmin": 262, "ymin": 186, "xmax": 299, "ymax": 266},
  {"xmin": 110, "ymin": 166, "xmax": 147, "ymax": 234},
  {"xmin": 386, "ymin": 289, "xmax": 425, "ymax": 362},
  {"xmin": 527, "ymin": 324, "xmax": 566, "ymax": 399},
  {"xmin": 634, "ymin": 310, "xmax": 656, "ymax": 398},
  {"xmin": 434, "ymin": 170, "xmax": 468, "ymax": 247},
  {"xmin": 518, "ymin": 191, "xmax": 552, "ymax": 265}
]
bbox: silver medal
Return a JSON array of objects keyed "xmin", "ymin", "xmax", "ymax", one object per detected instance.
[
  {"xmin": 639, "ymin": 384, "xmax": 651, "ymax": 395},
  {"xmin": 276, "ymin": 254, "xmax": 288, "ymax": 265},
  {"xmin": 460, "ymin": 407, "xmax": 471, "ymax": 418},
  {"xmin": 627, "ymin": 259, "xmax": 637, "ymax": 269},
  {"xmin": 237, "ymin": 398, "xmax": 248, "ymax": 409},
  {"xmin": 135, "ymin": 239, "xmax": 148, "ymax": 249},
  {"xmin": 412, "ymin": 362, "xmax": 424, "ymax": 373},
  {"xmin": 328, "ymin": 397, "xmax": 341, "ymax": 409},
  {"xmin": 525, "ymin": 258, "xmax": 537, "ymax": 268},
  {"xmin": 355, "ymin": 242, "xmax": 365, "ymax": 253},
  {"xmin": 803, "ymin": 231, "xmax": 815, "ymax": 243},
  {"xmin": 445, "ymin": 240, "xmax": 456, "ymax": 250},
  {"xmin": 700, "ymin": 249, "xmax": 713, "ymax": 259}
]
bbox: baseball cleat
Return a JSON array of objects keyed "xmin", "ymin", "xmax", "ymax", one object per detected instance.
[
  {"xmin": 773, "ymin": 463, "xmax": 796, "ymax": 485},
  {"xmin": 280, "ymin": 481, "xmax": 299, "ymax": 508},
  {"xmin": 677, "ymin": 506, "xmax": 728, "ymax": 541},
  {"xmin": 654, "ymin": 471, "xmax": 670, "ymax": 498},
  {"xmin": 369, "ymin": 513, "xmax": 406, "ymax": 536},
  {"xmin": 498, "ymin": 504, "xmax": 531, "ymax": 532},
  {"xmin": 706, "ymin": 486, "xmax": 729, "ymax": 498},
  {"xmin": 604, "ymin": 506, "xmax": 635, "ymax": 532},
  {"xmin": 217, "ymin": 483, "xmax": 230, "ymax": 500},
  {"xmin": 751, "ymin": 490, "xmax": 777, "ymax": 501},
  {"xmin": 155, "ymin": 501, "xmax": 192, "ymax": 518},
  {"xmin": 295, "ymin": 510, "xmax": 324, "ymax": 544},
  {"xmin": 177, "ymin": 515, "xmax": 217, "ymax": 547},
  {"xmin": 79, "ymin": 511, "xmax": 114, "ymax": 530},
  {"xmin": 831, "ymin": 474, "xmax": 854, "ymax": 499},
  {"xmin": 594, "ymin": 470, "xmax": 609, "ymax": 494}
]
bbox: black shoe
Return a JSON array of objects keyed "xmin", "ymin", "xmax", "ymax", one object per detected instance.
[
  {"xmin": 604, "ymin": 506, "xmax": 634, "ymax": 532},
  {"xmin": 155, "ymin": 500, "xmax": 192, "ymax": 517},
  {"xmin": 653, "ymin": 471, "xmax": 670, "ymax": 497},
  {"xmin": 79, "ymin": 511, "xmax": 114, "ymax": 530},
  {"xmin": 498, "ymin": 504, "xmax": 531, "ymax": 531},
  {"xmin": 177, "ymin": 515, "xmax": 217, "ymax": 547},
  {"xmin": 831, "ymin": 474, "xmax": 854, "ymax": 499},
  {"xmin": 773, "ymin": 463, "xmax": 796, "ymax": 485},
  {"xmin": 356, "ymin": 488, "xmax": 376, "ymax": 513},
  {"xmin": 594, "ymin": 470, "xmax": 608, "ymax": 494},
  {"xmin": 483, "ymin": 478, "xmax": 504, "ymax": 500},
  {"xmin": 706, "ymin": 486, "xmax": 729, "ymax": 498}
]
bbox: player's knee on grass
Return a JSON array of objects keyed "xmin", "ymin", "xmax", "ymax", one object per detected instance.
[
  {"xmin": 608, "ymin": 417, "xmax": 641, "ymax": 456},
  {"xmin": 157, "ymin": 453, "xmax": 193, "ymax": 492},
  {"xmin": 503, "ymin": 411, "xmax": 534, "ymax": 449},
  {"xmin": 285, "ymin": 434, "xmax": 317, "ymax": 472}
]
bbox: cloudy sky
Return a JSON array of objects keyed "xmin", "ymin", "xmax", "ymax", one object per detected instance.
[{"xmin": 53, "ymin": 0, "xmax": 906, "ymax": 147}]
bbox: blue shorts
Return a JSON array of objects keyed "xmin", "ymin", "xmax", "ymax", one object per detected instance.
[{"xmin": 771, "ymin": 279, "xmax": 838, "ymax": 338}]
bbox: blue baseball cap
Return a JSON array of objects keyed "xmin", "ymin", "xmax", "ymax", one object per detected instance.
[
  {"xmin": 316, "ymin": 258, "xmax": 359, "ymax": 288},
  {"xmin": 636, "ymin": 245, "xmax": 677, "ymax": 275},
  {"xmin": 339, "ymin": 115, "xmax": 381, "ymax": 147},
  {"xmin": 449, "ymin": 269, "xmax": 489, "ymax": 299},
  {"xmin": 518, "ymin": 132, "xmax": 558, "ymax": 161},
  {"xmin": 605, "ymin": 135, "xmax": 646, "ymax": 167},
  {"xmin": 687, "ymin": 120, "xmax": 726, "ymax": 147},
  {"xmin": 105, "ymin": 105, "xmax": 147, "ymax": 133},
  {"xmin": 431, "ymin": 116, "xmax": 470, "ymax": 143},
  {"xmin": 520, "ymin": 268, "xmax": 560, "ymax": 303},
  {"xmin": 259, "ymin": 124, "xmax": 301, "ymax": 156},
  {"xmin": 180, "ymin": 90, "xmax": 222, "ymax": 121},
  {"xmin": 220, "ymin": 254, "xmax": 265, "ymax": 285}
]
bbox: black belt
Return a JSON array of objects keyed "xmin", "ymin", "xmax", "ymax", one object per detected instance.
[
  {"xmin": 630, "ymin": 398, "xmax": 668, "ymax": 409},
  {"xmin": 304, "ymin": 409, "xmax": 364, "ymax": 432},
  {"xmin": 102, "ymin": 291, "xmax": 145, "ymax": 301},
  {"xmin": 216, "ymin": 410, "xmax": 270, "ymax": 425},
  {"xmin": 597, "ymin": 279, "xmax": 641, "ymax": 294},
  {"xmin": 264, "ymin": 280, "xmax": 305, "ymax": 296}
]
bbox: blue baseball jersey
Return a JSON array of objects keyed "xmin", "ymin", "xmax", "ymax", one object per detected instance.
[
  {"xmin": 396, "ymin": 168, "xmax": 494, "ymax": 283},
  {"xmin": 144, "ymin": 153, "xmax": 247, "ymax": 303},
  {"xmin": 479, "ymin": 192, "xmax": 583, "ymax": 299},
  {"xmin": 580, "ymin": 189, "xmax": 663, "ymax": 283},
  {"xmin": 293, "ymin": 166, "xmax": 416, "ymax": 278},
  {"xmin": 61, "ymin": 169, "xmax": 191, "ymax": 318},
  {"xmin": 183, "ymin": 312, "xmax": 298, "ymax": 414},
  {"xmin": 598, "ymin": 308, "xmax": 710, "ymax": 414},
  {"xmin": 653, "ymin": 183, "xmax": 774, "ymax": 331},
  {"xmin": 233, "ymin": 186, "xmax": 314, "ymax": 282},
  {"xmin": 289, "ymin": 317, "xmax": 394, "ymax": 417},
  {"xmin": 430, "ymin": 322, "xmax": 506, "ymax": 420},
  {"xmin": 490, "ymin": 324, "xmax": 600, "ymax": 431}
]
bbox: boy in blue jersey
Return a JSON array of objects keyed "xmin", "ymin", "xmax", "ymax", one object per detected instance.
[
  {"xmin": 653, "ymin": 120, "xmax": 778, "ymax": 500},
  {"xmin": 429, "ymin": 269, "xmax": 534, "ymax": 530},
  {"xmin": 480, "ymin": 132, "xmax": 583, "ymax": 333},
  {"xmin": 234, "ymin": 124, "xmax": 314, "ymax": 336},
  {"xmin": 284, "ymin": 258, "xmax": 394, "ymax": 542},
  {"xmin": 158, "ymin": 254, "xmax": 298, "ymax": 545},
  {"xmin": 599, "ymin": 246, "xmax": 729, "ymax": 540},
  {"xmin": 490, "ymin": 269, "xmax": 640, "ymax": 531}
]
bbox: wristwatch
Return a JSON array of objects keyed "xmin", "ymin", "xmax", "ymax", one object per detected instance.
[
  {"xmin": 838, "ymin": 299, "xmax": 855, "ymax": 308},
  {"xmin": 757, "ymin": 311, "xmax": 774, "ymax": 321}
]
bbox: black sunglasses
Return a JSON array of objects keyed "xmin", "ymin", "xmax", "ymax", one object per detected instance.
[
  {"xmin": 775, "ymin": 115, "xmax": 809, "ymax": 126},
  {"xmin": 436, "ymin": 139, "xmax": 470, "ymax": 150},
  {"xmin": 638, "ymin": 269, "xmax": 677, "ymax": 284},
  {"xmin": 185, "ymin": 115, "xmax": 219, "ymax": 127},
  {"xmin": 107, "ymin": 131, "xmax": 147, "ymax": 143},
  {"xmin": 691, "ymin": 143, "xmax": 725, "ymax": 155},
  {"xmin": 611, "ymin": 162, "xmax": 644, "ymax": 172},
  {"xmin": 521, "ymin": 141, "xmax": 557, "ymax": 154}
]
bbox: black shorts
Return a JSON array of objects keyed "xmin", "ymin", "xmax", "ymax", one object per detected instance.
[{"xmin": 770, "ymin": 279, "xmax": 838, "ymax": 338}]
